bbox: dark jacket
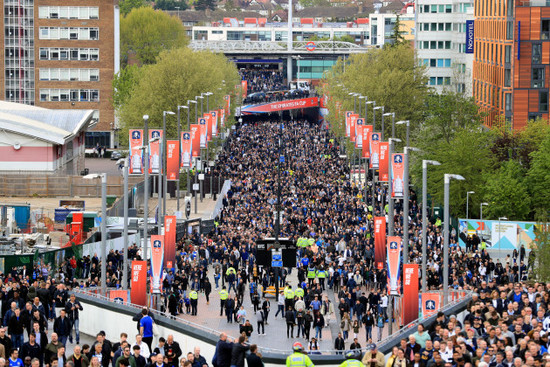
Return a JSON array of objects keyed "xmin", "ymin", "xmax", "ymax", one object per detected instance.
[
  {"xmin": 334, "ymin": 337, "xmax": 345, "ymax": 350},
  {"xmin": 230, "ymin": 343, "xmax": 249, "ymax": 367},
  {"xmin": 65, "ymin": 300, "xmax": 83, "ymax": 321},
  {"xmin": 245, "ymin": 353, "xmax": 263, "ymax": 367},
  {"xmin": 53, "ymin": 316, "xmax": 72, "ymax": 337},
  {"xmin": 164, "ymin": 341, "xmax": 182, "ymax": 367},
  {"xmin": 20, "ymin": 341, "xmax": 43, "ymax": 364},
  {"xmin": 214, "ymin": 340, "xmax": 233, "ymax": 367},
  {"xmin": 8, "ymin": 315, "xmax": 24, "ymax": 335}
]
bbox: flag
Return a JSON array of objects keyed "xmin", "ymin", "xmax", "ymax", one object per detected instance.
[
  {"xmin": 150, "ymin": 235, "xmax": 164, "ymax": 294},
  {"xmin": 387, "ymin": 236, "xmax": 402, "ymax": 295},
  {"xmin": 166, "ymin": 140, "xmax": 179, "ymax": 181},
  {"xmin": 379, "ymin": 142, "xmax": 389, "ymax": 182},
  {"xmin": 149, "ymin": 129, "xmax": 163, "ymax": 174},
  {"xmin": 164, "ymin": 216, "xmax": 176, "ymax": 269},
  {"xmin": 199, "ymin": 118, "xmax": 207, "ymax": 148},
  {"xmin": 181, "ymin": 131, "xmax": 192, "ymax": 168},
  {"xmin": 402, "ymin": 264, "xmax": 419, "ymax": 325},
  {"xmin": 190, "ymin": 124, "xmax": 200, "ymax": 157},
  {"xmin": 369, "ymin": 132, "xmax": 381, "ymax": 169},
  {"xmin": 362, "ymin": 125, "xmax": 373, "ymax": 158},
  {"xmin": 391, "ymin": 153, "xmax": 405, "ymax": 198},
  {"xmin": 130, "ymin": 261, "xmax": 147, "ymax": 305},
  {"xmin": 374, "ymin": 217, "xmax": 386, "ymax": 269},
  {"xmin": 129, "ymin": 130, "xmax": 143, "ymax": 175}
]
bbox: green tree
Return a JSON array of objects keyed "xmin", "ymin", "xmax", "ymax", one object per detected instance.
[
  {"xmin": 387, "ymin": 14, "xmax": 405, "ymax": 47},
  {"xmin": 482, "ymin": 160, "xmax": 531, "ymax": 220},
  {"xmin": 324, "ymin": 44, "xmax": 428, "ymax": 142},
  {"xmin": 533, "ymin": 210, "xmax": 550, "ymax": 281},
  {"xmin": 119, "ymin": 0, "xmax": 148, "ymax": 16},
  {"xmin": 195, "ymin": 0, "xmax": 217, "ymax": 11},
  {"xmin": 121, "ymin": 7, "xmax": 189, "ymax": 65},
  {"xmin": 112, "ymin": 64, "xmax": 142, "ymax": 111},
  {"xmin": 336, "ymin": 35, "xmax": 355, "ymax": 43},
  {"xmin": 527, "ymin": 131, "xmax": 550, "ymax": 213},
  {"xmin": 154, "ymin": 0, "xmax": 188, "ymax": 10},
  {"xmin": 416, "ymin": 92, "xmax": 484, "ymax": 146},
  {"xmin": 119, "ymin": 48, "xmax": 240, "ymax": 145},
  {"xmin": 413, "ymin": 129, "xmax": 495, "ymax": 219}
]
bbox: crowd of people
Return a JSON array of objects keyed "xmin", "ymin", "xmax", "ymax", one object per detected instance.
[
  {"xmin": 5, "ymin": 114, "xmax": 543, "ymax": 367},
  {"xmin": 240, "ymin": 70, "xmax": 285, "ymax": 94}
]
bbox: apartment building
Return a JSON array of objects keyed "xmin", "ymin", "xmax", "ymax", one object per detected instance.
[
  {"xmin": 416, "ymin": 0, "xmax": 475, "ymax": 95},
  {"xmin": 1, "ymin": 0, "xmax": 120, "ymax": 148},
  {"xmin": 473, "ymin": 0, "xmax": 550, "ymax": 130}
]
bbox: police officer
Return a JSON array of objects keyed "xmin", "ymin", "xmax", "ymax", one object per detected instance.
[
  {"xmin": 189, "ymin": 290, "xmax": 198, "ymax": 316},
  {"xmin": 219, "ymin": 286, "xmax": 229, "ymax": 316},
  {"xmin": 307, "ymin": 266, "xmax": 317, "ymax": 287},
  {"xmin": 316, "ymin": 267, "xmax": 327, "ymax": 291},
  {"xmin": 339, "ymin": 350, "xmax": 364, "ymax": 367},
  {"xmin": 284, "ymin": 284, "xmax": 295, "ymax": 311},
  {"xmin": 286, "ymin": 342, "xmax": 314, "ymax": 367},
  {"xmin": 295, "ymin": 286, "xmax": 305, "ymax": 300}
]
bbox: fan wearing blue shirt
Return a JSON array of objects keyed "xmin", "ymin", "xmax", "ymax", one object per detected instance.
[
  {"xmin": 9, "ymin": 349, "xmax": 23, "ymax": 367},
  {"xmin": 139, "ymin": 309, "xmax": 154, "ymax": 352}
]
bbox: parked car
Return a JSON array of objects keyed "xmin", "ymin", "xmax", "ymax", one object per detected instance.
[{"xmin": 110, "ymin": 150, "xmax": 123, "ymax": 160}]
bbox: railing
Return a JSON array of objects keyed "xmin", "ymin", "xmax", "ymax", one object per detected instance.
[
  {"xmin": 73, "ymin": 287, "xmax": 472, "ymax": 358},
  {"xmin": 210, "ymin": 179, "xmax": 231, "ymax": 220}
]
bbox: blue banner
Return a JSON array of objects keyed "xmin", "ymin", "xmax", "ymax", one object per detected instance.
[{"xmin": 466, "ymin": 20, "xmax": 475, "ymax": 54}]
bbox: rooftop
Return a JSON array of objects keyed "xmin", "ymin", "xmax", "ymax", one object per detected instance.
[{"xmin": 0, "ymin": 101, "xmax": 94, "ymax": 145}]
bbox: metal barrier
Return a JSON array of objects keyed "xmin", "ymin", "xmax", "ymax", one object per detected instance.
[{"xmin": 72, "ymin": 287, "xmax": 472, "ymax": 361}]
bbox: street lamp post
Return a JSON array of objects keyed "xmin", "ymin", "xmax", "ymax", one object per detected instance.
[
  {"xmin": 443, "ymin": 173, "xmax": 466, "ymax": 306},
  {"xmin": 358, "ymin": 95, "xmax": 365, "ymax": 119},
  {"xmin": 388, "ymin": 138, "xmax": 401, "ymax": 236},
  {"xmin": 364, "ymin": 101, "xmax": 375, "ymax": 202},
  {"xmin": 421, "ymin": 159, "xmax": 440, "ymax": 293},
  {"xmin": 403, "ymin": 146, "xmax": 420, "ymax": 264},
  {"xmin": 396, "ymin": 120, "xmax": 410, "ymax": 147},
  {"xmin": 122, "ymin": 159, "xmax": 129, "ymax": 289},
  {"xmin": 187, "ymin": 100, "xmax": 197, "ymax": 197},
  {"xmin": 383, "ymin": 112, "xmax": 395, "ymax": 139},
  {"xmin": 349, "ymin": 92, "xmax": 357, "ymax": 113},
  {"xmin": 480, "ymin": 202, "xmax": 488, "ymax": 220},
  {"xmin": 143, "ymin": 115, "xmax": 150, "ymax": 267},
  {"xmin": 466, "ymin": 191, "xmax": 475, "ymax": 219},
  {"xmin": 373, "ymin": 106, "xmax": 384, "ymax": 140},
  {"xmin": 177, "ymin": 105, "xmax": 188, "ymax": 212},
  {"xmin": 84, "ymin": 173, "xmax": 107, "ymax": 295},
  {"xmin": 161, "ymin": 111, "xmax": 175, "ymax": 233}
]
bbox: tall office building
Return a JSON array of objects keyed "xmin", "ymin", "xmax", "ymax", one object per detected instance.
[
  {"xmin": 1, "ymin": 0, "xmax": 120, "ymax": 148},
  {"xmin": 473, "ymin": 0, "xmax": 550, "ymax": 130},
  {"xmin": 416, "ymin": 0, "xmax": 475, "ymax": 95}
]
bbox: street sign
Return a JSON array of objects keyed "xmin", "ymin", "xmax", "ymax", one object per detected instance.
[
  {"xmin": 306, "ymin": 41, "xmax": 316, "ymax": 51},
  {"xmin": 272, "ymin": 251, "xmax": 282, "ymax": 268},
  {"xmin": 193, "ymin": 183, "xmax": 199, "ymax": 191},
  {"xmin": 257, "ymin": 238, "xmax": 296, "ymax": 250},
  {"xmin": 185, "ymin": 201, "xmax": 191, "ymax": 219},
  {"xmin": 198, "ymin": 174, "xmax": 205, "ymax": 181}
]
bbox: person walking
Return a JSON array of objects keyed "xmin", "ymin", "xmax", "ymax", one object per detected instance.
[
  {"xmin": 219, "ymin": 287, "xmax": 229, "ymax": 316},
  {"xmin": 256, "ymin": 309, "xmax": 265, "ymax": 336},
  {"xmin": 189, "ymin": 290, "xmax": 198, "ymax": 316},
  {"xmin": 285, "ymin": 307, "xmax": 296, "ymax": 339},
  {"xmin": 64, "ymin": 294, "xmax": 83, "ymax": 344}
]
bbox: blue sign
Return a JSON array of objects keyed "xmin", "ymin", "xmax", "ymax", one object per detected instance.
[
  {"xmin": 425, "ymin": 300, "xmax": 436, "ymax": 310},
  {"xmin": 466, "ymin": 20, "xmax": 474, "ymax": 54},
  {"xmin": 272, "ymin": 253, "xmax": 282, "ymax": 268}
]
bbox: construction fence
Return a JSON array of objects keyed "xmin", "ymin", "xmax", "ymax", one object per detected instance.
[{"xmin": 0, "ymin": 175, "xmax": 143, "ymax": 198}]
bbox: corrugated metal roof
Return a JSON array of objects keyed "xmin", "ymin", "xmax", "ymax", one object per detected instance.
[{"xmin": 0, "ymin": 101, "xmax": 93, "ymax": 145}]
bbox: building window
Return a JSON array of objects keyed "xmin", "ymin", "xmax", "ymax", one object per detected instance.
[
  {"xmin": 542, "ymin": 20, "xmax": 550, "ymax": 40},
  {"xmin": 38, "ymin": 6, "xmax": 99, "ymax": 20},
  {"xmin": 38, "ymin": 27, "xmax": 99, "ymax": 40},
  {"xmin": 506, "ymin": 21, "xmax": 513, "ymax": 40},
  {"xmin": 540, "ymin": 91, "xmax": 549, "ymax": 113},
  {"xmin": 39, "ymin": 89, "xmax": 99, "ymax": 102},
  {"xmin": 39, "ymin": 68, "xmax": 100, "ymax": 82},
  {"xmin": 532, "ymin": 44, "xmax": 542, "ymax": 64},
  {"xmin": 532, "ymin": 67, "xmax": 545, "ymax": 88},
  {"xmin": 39, "ymin": 48, "xmax": 99, "ymax": 61},
  {"xmin": 505, "ymin": 93, "xmax": 512, "ymax": 112},
  {"xmin": 529, "ymin": 113, "xmax": 542, "ymax": 121},
  {"xmin": 504, "ymin": 68, "xmax": 511, "ymax": 87},
  {"xmin": 505, "ymin": 45, "xmax": 512, "ymax": 63}
]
